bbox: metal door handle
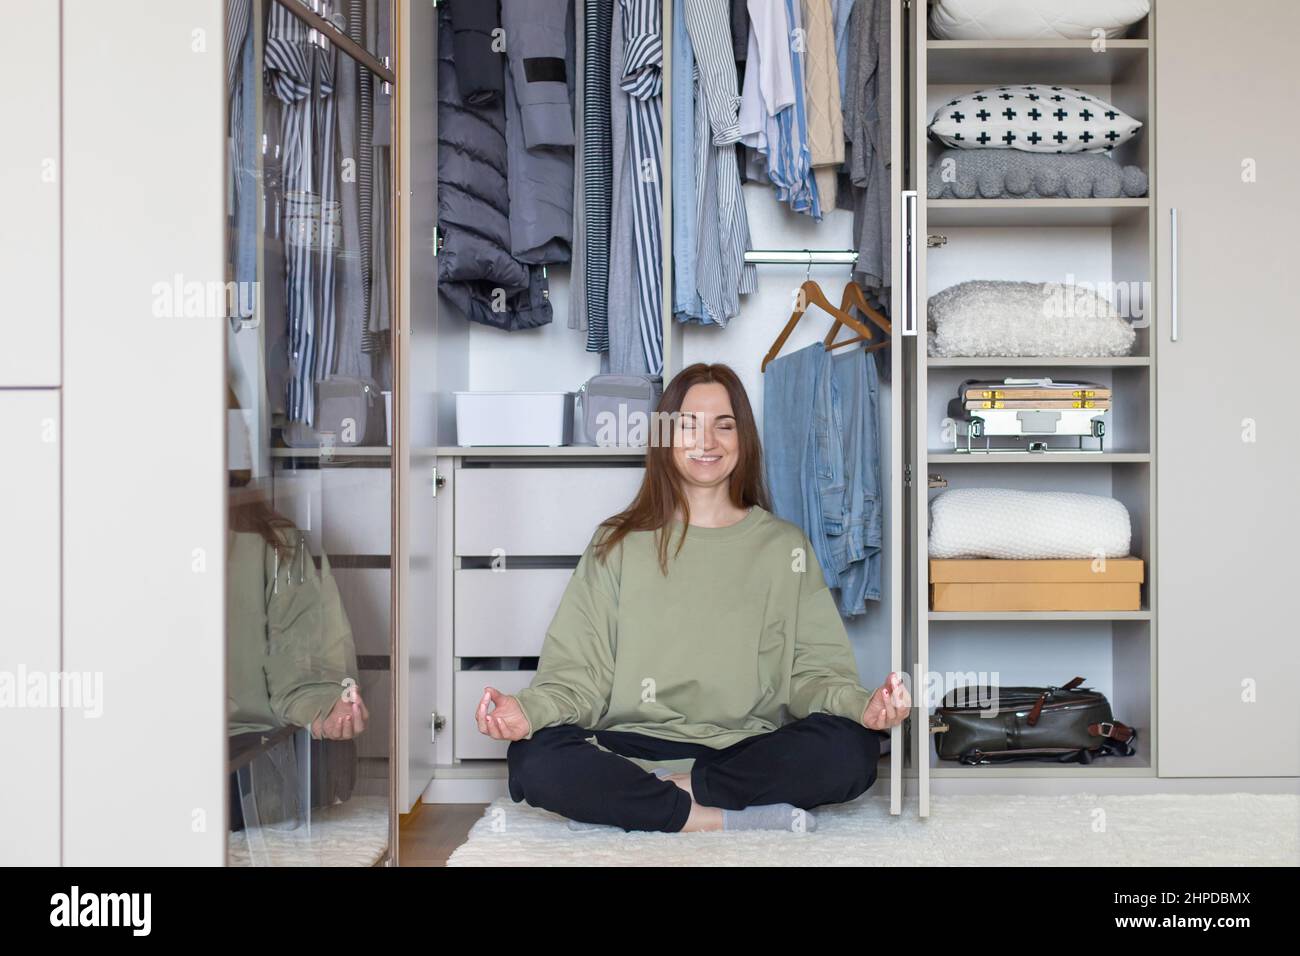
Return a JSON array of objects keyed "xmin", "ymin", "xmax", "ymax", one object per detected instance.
[
  {"xmin": 1170, "ymin": 207, "xmax": 1179, "ymax": 342},
  {"xmin": 902, "ymin": 190, "xmax": 918, "ymax": 336}
]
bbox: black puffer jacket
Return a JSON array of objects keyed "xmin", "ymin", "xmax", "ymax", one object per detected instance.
[{"xmin": 437, "ymin": 4, "xmax": 551, "ymax": 330}]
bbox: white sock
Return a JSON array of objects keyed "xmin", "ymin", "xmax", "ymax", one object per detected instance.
[{"xmin": 721, "ymin": 804, "xmax": 818, "ymax": 832}]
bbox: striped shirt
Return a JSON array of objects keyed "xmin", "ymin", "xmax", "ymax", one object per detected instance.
[
  {"xmin": 583, "ymin": 0, "xmax": 615, "ymax": 352},
  {"xmin": 265, "ymin": 1, "xmax": 342, "ymax": 427},
  {"xmin": 619, "ymin": 0, "xmax": 664, "ymax": 375},
  {"xmin": 683, "ymin": 0, "xmax": 756, "ymax": 326},
  {"xmin": 773, "ymin": 0, "xmax": 822, "ymax": 218}
]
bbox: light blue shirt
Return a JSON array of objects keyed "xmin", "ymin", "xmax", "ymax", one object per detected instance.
[{"xmin": 671, "ymin": 0, "xmax": 706, "ymax": 320}]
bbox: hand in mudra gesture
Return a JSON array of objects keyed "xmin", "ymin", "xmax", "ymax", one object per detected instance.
[
  {"xmin": 311, "ymin": 688, "xmax": 370, "ymax": 740},
  {"xmin": 477, "ymin": 686, "xmax": 533, "ymax": 742},
  {"xmin": 862, "ymin": 671, "xmax": 911, "ymax": 731}
]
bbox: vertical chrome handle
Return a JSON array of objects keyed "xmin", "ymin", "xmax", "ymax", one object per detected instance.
[
  {"xmin": 902, "ymin": 190, "xmax": 918, "ymax": 336},
  {"xmin": 1170, "ymin": 207, "xmax": 1179, "ymax": 342}
]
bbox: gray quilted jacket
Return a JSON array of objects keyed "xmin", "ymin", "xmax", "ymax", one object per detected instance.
[{"xmin": 437, "ymin": 5, "xmax": 551, "ymax": 330}]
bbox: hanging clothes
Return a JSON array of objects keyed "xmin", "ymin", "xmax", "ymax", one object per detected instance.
[
  {"xmin": 366, "ymin": 0, "xmax": 392, "ymax": 353},
  {"xmin": 605, "ymin": 0, "xmax": 646, "ymax": 373},
  {"xmin": 579, "ymin": 0, "xmax": 614, "ymax": 351},
  {"xmin": 682, "ymin": 0, "xmax": 756, "ymax": 326},
  {"xmin": 568, "ymin": 0, "xmax": 588, "ymax": 336},
  {"xmin": 501, "ymin": 0, "xmax": 576, "ymax": 265},
  {"xmin": 227, "ymin": 0, "xmax": 256, "ymax": 330},
  {"xmin": 435, "ymin": 4, "xmax": 551, "ymax": 331},
  {"xmin": 671, "ymin": 0, "xmax": 704, "ymax": 322},
  {"xmin": 738, "ymin": 1, "xmax": 794, "ymax": 165},
  {"xmin": 739, "ymin": 0, "xmax": 822, "ymax": 219},
  {"xmin": 833, "ymin": 0, "xmax": 856, "ymax": 103},
  {"xmin": 763, "ymin": 342, "xmax": 882, "ymax": 618},
  {"xmin": 617, "ymin": 0, "xmax": 664, "ymax": 375},
  {"xmin": 331, "ymin": 0, "xmax": 375, "ymax": 384},
  {"xmin": 777, "ymin": 0, "xmax": 822, "ymax": 218},
  {"xmin": 265, "ymin": 1, "xmax": 341, "ymax": 427},
  {"xmin": 448, "ymin": 0, "xmax": 506, "ymax": 106},
  {"xmin": 843, "ymin": 0, "xmax": 891, "ymax": 296},
  {"xmin": 800, "ymin": 0, "xmax": 845, "ymax": 210}
]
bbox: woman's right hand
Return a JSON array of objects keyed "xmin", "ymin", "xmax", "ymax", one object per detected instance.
[{"xmin": 476, "ymin": 686, "xmax": 532, "ymax": 741}]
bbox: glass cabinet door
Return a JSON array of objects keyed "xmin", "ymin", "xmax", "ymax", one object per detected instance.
[{"xmin": 225, "ymin": 0, "xmax": 396, "ymax": 866}]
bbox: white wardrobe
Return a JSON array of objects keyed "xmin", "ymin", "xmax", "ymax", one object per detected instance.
[
  {"xmin": 407, "ymin": 0, "xmax": 1300, "ymax": 822},
  {"xmin": 4, "ymin": 0, "xmax": 1297, "ymax": 868}
]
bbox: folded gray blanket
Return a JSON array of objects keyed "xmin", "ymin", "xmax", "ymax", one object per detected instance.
[{"xmin": 927, "ymin": 148, "xmax": 1148, "ymax": 199}]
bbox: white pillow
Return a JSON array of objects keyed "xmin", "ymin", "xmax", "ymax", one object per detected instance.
[
  {"xmin": 930, "ymin": 0, "xmax": 1150, "ymax": 41},
  {"xmin": 929, "ymin": 488, "xmax": 1132, "ymax": 560},
  {"xmin": 929, "ymin": 85, "xmax": 1142, "ymax": 154},
  {"xmin": 927, "ymin": 280, "xmax": 1137, "ymax": 358}
]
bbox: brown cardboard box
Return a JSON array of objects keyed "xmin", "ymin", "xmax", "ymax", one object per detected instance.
[{"xmin": 929, "ymin": 558, "xmax": 1144, "ymax": 611}]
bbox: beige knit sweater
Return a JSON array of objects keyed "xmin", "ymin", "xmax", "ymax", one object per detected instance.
[{"xmin": 800, "ymin": 0, "xmax": 845, "ymax": 208}]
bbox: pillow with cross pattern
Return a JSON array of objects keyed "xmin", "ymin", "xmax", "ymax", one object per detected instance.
[{"xmin": 928, "ymin": 84, "xmax": 1142, "ymax": 154}]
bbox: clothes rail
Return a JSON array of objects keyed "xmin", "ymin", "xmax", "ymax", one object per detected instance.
[
  {"xmin": 743, "ymin": 249, "xmax": 859, "ymax": 264},
  {"xmin": 270, "ymin": 0, "xmax": 396, "ymax": 85}
]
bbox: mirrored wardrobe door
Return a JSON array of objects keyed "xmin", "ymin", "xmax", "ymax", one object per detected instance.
[{"xmin": 225, "ymin": 0, "xmax": 397, "ymax": 867}]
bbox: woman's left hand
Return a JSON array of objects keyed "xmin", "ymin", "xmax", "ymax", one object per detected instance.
[{"xmin": 861, "ymin": 672, "xmax": 911, "ymax": 731}]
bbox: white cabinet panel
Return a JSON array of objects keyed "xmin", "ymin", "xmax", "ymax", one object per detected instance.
[
  {"xmin": 1156, "ymin": 0, "xmax": 1300, "ymax": 776},
  {"xmin": 455, "ymin": 568, "xmax": 571, "ymax": 657},
  {"xmin": 0, "ymin": 0, "xmax": 60, "ymax": 385},
  {"xmin": 61, "ymin": 0, "xmax": 226, "ymax": 865},
  {"xmin": 454, "ymin": 669, "xmax": 536, "ymax": 759},
  {"xmin": 455, "ymin": 466, "xmax": 644, "ymax": 555},
  {"xmin": 0, "ymin": 392, "xmax": 60, "ymax": 863}
]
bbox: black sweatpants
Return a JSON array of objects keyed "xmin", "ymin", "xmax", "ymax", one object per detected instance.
[{"xmin": 506, "ymin": 712, "xmax": 884, "ymax": 832}]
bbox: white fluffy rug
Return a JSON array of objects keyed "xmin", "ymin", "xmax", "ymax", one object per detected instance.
[
  {"xmin": 228, "ymin": 795, "xmax": 389, "ymax": 867},
  {"xmin": 446, "ymin": 792, "xmax": 1299, "ymax": 867}
]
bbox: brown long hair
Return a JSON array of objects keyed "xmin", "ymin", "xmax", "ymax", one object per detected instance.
[{"xmin": 593, "ymin": 363, "xmax": 771, "ymax": 574}]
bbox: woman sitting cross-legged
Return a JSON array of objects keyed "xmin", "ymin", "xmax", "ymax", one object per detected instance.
[{"xmin": 475, "ymin": 362, "xmax": 911, "ymax": 833}]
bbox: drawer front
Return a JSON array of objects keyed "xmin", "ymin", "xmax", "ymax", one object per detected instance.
[
  {"xmin": 272, "ymin": 468, "xmax": 392, "ymax": 557},
  {"xmin": 454, "ymin": 669, "xmax": 536, "ymax": 760},
  {"xmin": 455, "ymin": 466, "xmax": 644, "ymax": 555},
  {"xmin": 455, "ymin": 568, "xmax": 571, "ymax": 657}
]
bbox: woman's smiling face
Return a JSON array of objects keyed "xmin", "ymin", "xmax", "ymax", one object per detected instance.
[{"xmin": 671, "ymin": 382, "xmax": 740, "ymax": 489}]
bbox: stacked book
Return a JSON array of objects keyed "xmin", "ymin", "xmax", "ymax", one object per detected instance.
[{"xmin": 947, "ymin": 378, "xmax": 1111, "ymax": 452}]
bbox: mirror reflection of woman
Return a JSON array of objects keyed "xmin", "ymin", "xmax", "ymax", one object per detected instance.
[
  {"xmin": 226, "ymin": 400, "xmax": 369, "ymax": 830},
  {"xmin": 476, "ymin": 363, "xmax": 910, "ymax": 833}
]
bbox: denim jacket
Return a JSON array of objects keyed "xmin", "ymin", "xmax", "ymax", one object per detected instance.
[{"xmin": 764, "ymin": 341, "xmax": 882, "ymax": 616}]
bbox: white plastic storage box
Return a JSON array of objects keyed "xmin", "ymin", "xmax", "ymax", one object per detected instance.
[{"xmin": 454, "ymin": 391, "xmax": 574, "ymax": 446}]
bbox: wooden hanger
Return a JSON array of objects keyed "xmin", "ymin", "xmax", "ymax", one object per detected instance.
[
  {"xmin": 824, "ymin": 282, "xmax": 892, "ymax": 352},
  {"xmin": 762, "ymin": 263, "xmax": 876, "ymax": 373}
]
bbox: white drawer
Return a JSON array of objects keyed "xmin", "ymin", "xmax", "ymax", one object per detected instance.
[
  {"xmin": 333, "ymin": 567, "xmax": 390, "ymax": 658},
  {"xmin": 454, "ymin": 567, "xmax": 571, "ymax": 657},
  {"xmin": 454, "ymin": 669, "xmax": 536, "ymax": 760},
  {"xmin": 454, "ymin": 466, "xmax": 643, "ymax": 555},
  {"xmin": 273, "ymin": 468, "xmax": 392, "ymax": 556}
]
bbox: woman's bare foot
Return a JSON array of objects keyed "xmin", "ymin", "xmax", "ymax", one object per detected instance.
[{"xmin": 662, "ymin": 771, "xmax": 723, "ymax": 832}]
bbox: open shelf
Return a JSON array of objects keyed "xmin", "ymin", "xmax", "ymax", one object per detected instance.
[
  {"xmin": 928, "ymin": 452, "xmax": 1150, "ymax": 464},
  {"xmin": 929, "ymin": 758, "xmax": 1154, "ymax": 778},
  {"xmin": 926, "ymin": 39, "xmax": 1149, "ymax": 86},
  {"xmin": 927, "ymin": 198, "xmax": 1150, "ymax": 227},
  {"xmin": 433, "ymin": 445, "xmax": 647, "ymax": 458},
  {"xmin": 928, "ymin": 356, "xmax": 1149, "ymax": 367},
  {"xmin": 271, "ymin": 446, "xmax": 393, "ymax": 458},
  {"xmin": 930, "ymin": 609, "xmax": 1150, "ymax": 622}
]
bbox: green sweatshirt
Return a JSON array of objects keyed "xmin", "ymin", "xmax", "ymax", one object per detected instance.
[
  {"xmin": 227, "ymin": 530, "xmax": 360, "ymax": 736},
  {"xmin": 513, "ymin": 505, "xmax": 875, "ymax": 749}
]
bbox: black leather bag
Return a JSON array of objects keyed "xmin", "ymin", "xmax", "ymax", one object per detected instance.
[{"xmin": 931, "ymin": 676, "xmax": 1137, "ymax": 765}]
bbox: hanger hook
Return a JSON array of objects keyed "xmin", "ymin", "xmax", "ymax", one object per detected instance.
[{"xmin": 805, "ymin": 249, "xmax": 812, "ymax": 283}]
